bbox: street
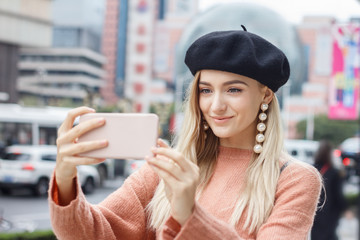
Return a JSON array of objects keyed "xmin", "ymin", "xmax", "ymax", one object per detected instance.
[
  {"xmin": 0, "ymin": 177, "xmax": 125, "ymax": 233},
  {"xmin": 0, "ymin": 176, "xmax": 359, "ymax": 239}
]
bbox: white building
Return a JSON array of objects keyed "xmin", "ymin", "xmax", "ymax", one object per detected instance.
[
  {"xmin": 18, "ymin": 48, "xmax": 106, "ymax": 105},
  {"xmin": 0, "ymin": 0, "xmax": 53, "ymax": 103}
]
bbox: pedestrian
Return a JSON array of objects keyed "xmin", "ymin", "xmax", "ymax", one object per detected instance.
[
  {"xmin": 311, "ymin": 140, "xmax": 348, "ymax": 240},
  {"xmin": 49, "ymin": 26, "xmax": 322, "ymax": 239}
]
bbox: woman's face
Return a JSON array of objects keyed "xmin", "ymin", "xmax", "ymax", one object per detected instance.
[{"xmin": 198, "ymin": 70, "xmax": 272, "ymax": 148}]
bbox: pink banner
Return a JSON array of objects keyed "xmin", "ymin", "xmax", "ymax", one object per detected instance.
[{"xmin": 328, "ymin": 24, "xmax": 360, "ymax": 120}]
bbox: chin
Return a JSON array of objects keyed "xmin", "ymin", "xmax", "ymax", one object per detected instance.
[{"xmin": 210, "ymin": 129, "xmax": 233, "ymax": 139}]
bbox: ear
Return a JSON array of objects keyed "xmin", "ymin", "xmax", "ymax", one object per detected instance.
[{"xmin": 262, "ymin": 87, "xmax": 274, "ymax": 104}]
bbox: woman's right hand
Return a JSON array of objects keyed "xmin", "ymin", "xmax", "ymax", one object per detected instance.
[{"xmin": 54, "ymin": 106, "xmax": 108, "ymax": 204}]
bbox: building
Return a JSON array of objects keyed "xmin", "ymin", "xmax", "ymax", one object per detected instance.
[
  {"xmin": 284, "ymin": 17, "xmax": 335, "ymax": 139},
  {"xmin": 153, "ymin": 0, "xmax": 199, "ymax": 85},
  {"xmin": 100, "ymin": 0, "xmax": 198, "ymax": 112},
  {"xmin": 18, "ymin": 48, "xmax": 106, "ymax": 106},
  {"xmin": 16, "ymin": 0, "xmax": 106, "ymax": 107},
  {"xmin": 52, "ymin": 0, "xmax": 105, "ymax": 53},
  {"xmin": 285, "ymin": 17, "xmax": 360, "ymax": 139},
  {"xmin": 101, "ymin": 0, "xmax": 119, "ymax": 104},
  {"xmin": 0, "ymin": 0, "xmax": 52, "ymax": 104}
]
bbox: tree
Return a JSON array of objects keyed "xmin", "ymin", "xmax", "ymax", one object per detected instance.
[{"xmin": 296, "ymin": 114, "xmax": 359, "ymax": 146}]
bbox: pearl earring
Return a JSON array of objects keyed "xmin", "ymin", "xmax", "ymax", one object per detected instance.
[
  {"xmin": 203, "ymin": 121, "xmax": 209, "ymax": 131},
  {"xmin": 253, "ymin": 103, "xmax": 268, "ymax": 154}
]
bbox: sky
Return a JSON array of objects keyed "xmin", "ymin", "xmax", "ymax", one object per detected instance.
[{"xmin": 199, "ymin": 0, "xmax": 360, "ymax": 24}]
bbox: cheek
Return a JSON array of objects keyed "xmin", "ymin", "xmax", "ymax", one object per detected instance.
[
  {"xmin": 247, "ymin": 98, "xmax": 262, "ymax": 121},
  {"xmin": 199, "ymin": 98, "xmax": 208, "ymax": 114},
  {"xmin": 233, "ymin": 98, "xmax": 260, "ymax": 122}
]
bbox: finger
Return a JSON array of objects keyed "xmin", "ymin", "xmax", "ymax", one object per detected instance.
[
  {"xmin": 59, "ymin": 140, "xmax": 108, "ymax": 156},
  {"xmin": 62, "ymin": 156, "xmax": 106, "ymax": 166},
  {"xmin": 151, "ymin": 147, "xmax": 190, "ymax": 170},
  {"xmin": 148, "ymin": 160, "xmax": 179, "ymax": 186},
  {"xmin": 57, "ymin": 117, "xmax": 106, "ymax": 145},
  {"xmin": 146, "ymin": 156, "xmax": 182, "ymax": 180},
  {"xmin": 157, "ymin": 139, "xmax": 170, "ymax": 148},
  {"xmin": 58, "ymin": 107, "xmax": 95, "ymax": 134},
  {"xmin": 157, "ymin": 155, "xmax": 181, "ymax": 170}
]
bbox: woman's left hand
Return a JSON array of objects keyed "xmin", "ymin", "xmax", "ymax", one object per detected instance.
[{"xmin": 146, "ymin": 139, "xmax": 199, "ymax": 226}]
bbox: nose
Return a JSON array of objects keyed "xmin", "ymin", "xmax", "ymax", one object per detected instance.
[{"xmin": 211, "ymin": 92, "xmax": 227, "ymax": 113}]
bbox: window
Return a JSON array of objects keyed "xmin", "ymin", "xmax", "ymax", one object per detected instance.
[
  {"xmin": 136, "ymin": 43, "xmax": 146, "ymax": 53},
  {"xmin": 3, "ymin": 153, "xmax": 31, "ymax": 161},
  {"xmin": 135, "ymin": 64, "xmax": 145, "ymax": 74},
  {"xmin": 291, "ymin": 150, "xmax": 298, "ymax": 156},
  {"xmin": 41, "ymin": 154, "xmax": 57, "ymax": 162},
  {"xmin": 0, "ymin": 122, "xmax": 32, "ymax": 146},
  {"xmin": 39, "ymin": 127, "xmax": 57, "ymax": 145},
  {"xmin": 305, "ymin": 150, "xmax": 314, "ymax": 158}
]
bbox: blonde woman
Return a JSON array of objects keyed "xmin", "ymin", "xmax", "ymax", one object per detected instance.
[{"xmin": 49, "ymin": 27, "xmax": 322, "ymax": 239}]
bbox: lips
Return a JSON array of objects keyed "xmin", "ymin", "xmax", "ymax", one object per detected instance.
[{"xmin": 211, "ymin": 116, "xmax": 233, "ymax": 124}]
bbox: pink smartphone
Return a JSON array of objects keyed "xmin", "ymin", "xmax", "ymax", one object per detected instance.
[{"xmin": 77, "ymin": 113, "xmax": 159, "ymax": 159}]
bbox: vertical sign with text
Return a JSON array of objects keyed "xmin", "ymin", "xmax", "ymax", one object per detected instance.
[{"xmin": 329, "ymin": 24, "xmax": 360, "ymax": 120}]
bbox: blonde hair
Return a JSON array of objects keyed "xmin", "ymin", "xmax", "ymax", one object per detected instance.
[{"xmin": 147, "ymin": 71, "xmax": 284, "ymax": 234}]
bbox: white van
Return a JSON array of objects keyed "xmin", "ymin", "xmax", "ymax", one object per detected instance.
[
  {"xmin": 284, "ymin": 139, "xmax": 319, "ymax": 165},
  {"xmin": 284, "ymin": 139, "xmax": 343, "ymax": 170}
]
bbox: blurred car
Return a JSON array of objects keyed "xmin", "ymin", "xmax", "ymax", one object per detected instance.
[
  {"xmin": 338, "ymin": 137, "xmax": 360, "ymax": 178},
  {"xmin": 0, "ymin": 145, "xmax": 100, "ymax": 196},
  {"xmin": 284, "ymin": 139, "xmax": 319, "ymax": 165},
  {"xmin": 124, "ymin": 159, "xmax": 146, "ymax": 178},
  {"xmin": 95, "ymin": 158, "xmax": 115, "ymax": 186},
  {"xmin": 123, "ymin": 140, "xmax": 171, "ymax": 178},
  {"xmin": 284, "ymin": 139, "xmax": 343, "ymax": 170}
]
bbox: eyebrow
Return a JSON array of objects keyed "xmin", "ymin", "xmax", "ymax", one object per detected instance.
[{"xmin": 199, "ymin": 80, "xmax": 249, "ymax": 86}]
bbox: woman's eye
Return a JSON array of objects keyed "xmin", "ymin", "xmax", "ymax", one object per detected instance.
[
  {"xmin": 228, "ymin": 88, "xmax": 242, "ymax": 93},
  {"xmin": 200, "ymin": 89, "xmax": 211, "ymax": 94}
]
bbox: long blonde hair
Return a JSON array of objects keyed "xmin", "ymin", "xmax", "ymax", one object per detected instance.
[{"xmin": 146, "ymin": 71, "xmax": 284, "ymax": 234}]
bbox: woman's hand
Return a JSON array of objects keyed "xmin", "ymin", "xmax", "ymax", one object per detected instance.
[
  {"xmin": 146, "ymin": 139, "xmax": 199, "ymax": 226},
  {"xmin": 55, "ymin": 106, "xmax": 108, "ymax": 204}
]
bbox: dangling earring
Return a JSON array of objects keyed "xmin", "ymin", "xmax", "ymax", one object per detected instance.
[
  {"xmin": 253, "ymin": 103, "xmax": 268, "ymax": 154},
  {"xmin": 203, "ymin": 121, "xmax": 209, "ymax": 131},
  {"xmin": 203, "ymin": 120, "xmax": 209, "ymax": 139}
]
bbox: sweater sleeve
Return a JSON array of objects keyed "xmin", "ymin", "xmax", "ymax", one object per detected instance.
[
  {"xmin": 160, "ymin": 162, "xmax": 321, "ymax": 240},
  {"xmin": 48, "ymin": 163, "xmax": 158, "ymax": 240},
  {"xmin": 256, "ymin": 162, "xmax": 322, "ymax": 239},
  {"xmin": 160, "ymin": 203, "xmax": 244, "ymax": 240}
]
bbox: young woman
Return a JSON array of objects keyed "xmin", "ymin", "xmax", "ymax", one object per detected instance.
[{"xmin": 49, "ymin": 28, "xmax": 322, "ymax": 239}]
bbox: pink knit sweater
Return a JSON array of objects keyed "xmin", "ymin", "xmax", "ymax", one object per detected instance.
[{"xmin": 48, "ymin": 146, "xmax": 321, "ymax": 240}]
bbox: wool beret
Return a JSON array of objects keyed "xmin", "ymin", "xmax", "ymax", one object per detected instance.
[{"xmin": 184, "ymin": 29, "xmax": 290, "ymax": 92}]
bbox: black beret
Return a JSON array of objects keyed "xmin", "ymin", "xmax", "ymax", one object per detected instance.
[{"xmin": 184, "ymin": 29, "xmax": 290, "ymax": 92}]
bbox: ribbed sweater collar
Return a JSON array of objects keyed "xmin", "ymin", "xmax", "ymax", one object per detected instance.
[
  {"xmin": 213, "ymin": 146, "xmax": 253, "ymax": 175},
  {"xmin": 218, "ymin": 145, "xmax": 253, "ymax": 161}
]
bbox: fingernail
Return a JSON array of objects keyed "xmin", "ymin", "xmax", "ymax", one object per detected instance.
[
  {"xmin": 98, "ymin": 118, "xmax": 105, "ymax": 124},
  {"xmin": 100, "ymin": 140, "xmax": 108, "ymax": 146},
  {"xmin": 151, "ymin": 147, "xmax": 157, "ymax": 152}
]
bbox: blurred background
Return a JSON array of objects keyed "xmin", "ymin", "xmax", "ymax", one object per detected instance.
[{"xmin": 0, "ymin": 0, "xmax": 359, "ymax": 239}]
